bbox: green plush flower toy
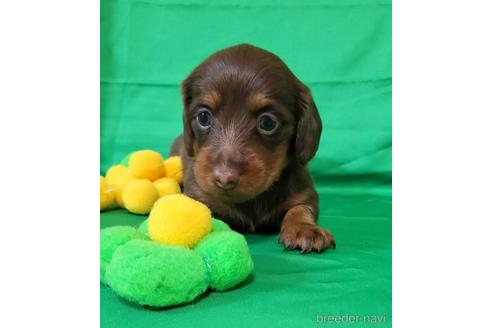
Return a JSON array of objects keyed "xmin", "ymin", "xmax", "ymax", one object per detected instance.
[{"xmin": 100, "ymin": 194, "xmax": 254, "ymax": 308}]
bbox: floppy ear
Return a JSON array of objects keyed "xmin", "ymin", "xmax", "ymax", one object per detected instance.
[
  {"xmin": 180, "ymin": 75, "xmax": 195, "ymax": 157},
  {"xmin": 295, "ymin": 83, "xmax": 322, "ymax": 165}
]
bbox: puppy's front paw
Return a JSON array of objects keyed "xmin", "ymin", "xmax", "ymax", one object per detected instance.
[{"xmin": 279, "ymin": 223, "xmax": 335, "ymax": 253}]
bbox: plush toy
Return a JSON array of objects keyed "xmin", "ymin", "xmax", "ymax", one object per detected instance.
[
  {"xmin": 100, "ymin": 195, "xmax": 254, "ymax": 308},
  {"xmin": 148, "ymin": 194, "xmax": 212, "ymax": 247},
  {"xmin": 153, "ymin": 177, "xmax": 181, "ymax": 197},
  {"xmin": 194, "ymin": 230, "xmax": 253, "ymax": 291},
  {"xmin": 211, "ymin": 217, "xmax": 232, "ymax": 232},
  {"xmin": 122, "ymin": 179, "xmax": 159, "ymax": 215},
  {"xmin": 100, "ymin": 226, "xmax": 148, "ymax": 284},
  {"xmin": 128, "ymin": 150, "xmax": 166, "ymax": 181},
  {"xmin": 105, "ymin": 239, "xmax": 209, "ymax": 307},
  {"xmin": 105, "ymin": 165, "xmax": 135, "ymax": 208},
  {"xmin": 101, "ymin": 150, "xmax": 184, "ymax": 215},
  {"xmin": 163, "ymin": 156, "xmax": 183, "ymax": 184},
  {"xmin": 105, "ymin": 164, "xmax": 129, "ymax": 182},
  {"xmin": 100, "ymin": 176, "xmax": 114, "ymax": 211},
  {"xmin": 138, "ymin": 217, "xmax": 231, "ymax": 236}
]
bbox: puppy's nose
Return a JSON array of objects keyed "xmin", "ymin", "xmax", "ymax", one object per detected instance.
[{"xmin": 213, "ymin": 168, "xmax": 239, "ymax": 190}]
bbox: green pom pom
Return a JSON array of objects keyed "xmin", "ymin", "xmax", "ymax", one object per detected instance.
[
  {"xmin": 100, "ymin": 226, "xmax": 148, "ymax": 284},
  {"xmin": 120, "ymin": 152, "xmax": 134, "ymax": 167},
  {"xmin": 194, "ymin": 231, "xmax": 253, "ymax": 291},
  {"xmin": 137, "ymin": 219, "xmax": 148, "ymax": 236},
  {"xmin": 211, "ymin": 218, "xmax": 231, "ymax": 232},
  {"xmin": 106, "ymin": 239, "xmax": 208, "ymax": 307}
]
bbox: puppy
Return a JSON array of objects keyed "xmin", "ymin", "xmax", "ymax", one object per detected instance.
[{"xmin": 170, "ymin": 44, "xmax": 335, "ymax": 253}]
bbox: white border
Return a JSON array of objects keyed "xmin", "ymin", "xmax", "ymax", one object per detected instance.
[{"xmin": 0, "ymin": 1, "xmax": 99, "ymax": 327}]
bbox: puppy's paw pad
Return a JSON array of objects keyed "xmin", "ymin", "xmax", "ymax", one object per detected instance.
[{"xmin": 279, "ymin": 224, "xmax": 335, "ymax": 254}]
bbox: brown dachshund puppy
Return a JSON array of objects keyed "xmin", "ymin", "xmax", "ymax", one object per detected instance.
[{"xmin": 170, "ymin": 44, "xmax": 335, "ymax": 253}]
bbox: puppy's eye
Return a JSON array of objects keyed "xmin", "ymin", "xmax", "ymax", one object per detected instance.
[
  {"xmin": 196, "ymin": 108, "xmax": 213, "ymax": 129},
  {"xmin": 258, "ymin": 113, "xmax": 278, "ymax": 134}
]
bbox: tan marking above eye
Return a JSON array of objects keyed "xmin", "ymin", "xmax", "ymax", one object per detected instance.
[
  {"xmin": 247, "ymin": 92, "xmax": 272, "ymax": 111},
  {"xmin": 200, "ymin": 89, "xmax": 221, "ymax": 109}
]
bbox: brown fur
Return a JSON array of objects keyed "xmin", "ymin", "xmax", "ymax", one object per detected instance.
[{"xmin": 170, "ymin": 44, "xmax": 335, "ymax": 253}]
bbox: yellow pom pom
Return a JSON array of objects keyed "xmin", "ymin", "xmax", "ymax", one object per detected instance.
[
  {"xmin": 153, "ymin": 177, "xmax": 181, "ymax": 197},
  {"xmin": 129, "ymin": 150, "xmax": 165, "ymax": 181},
  {"xmin": 148, "ymin": 194, "xmax": 212, "ymax": 248},
  {"xmin": 163, "ymin": 156, "xmax": 183, "ymax": 184},
  {"xmin": 105, "ymin": 165, "xmax": 127, "ymax": 182},
  {"xmin": 105, "ymin": 165, "xmax": 135, "ymax": 207},
  {"xmin": 100, "ymin": 176, "xmax": 114, "ymax": 211},
  {"xmin": 122, "ymin": 179, "xmax": 159, "ymax": 215}
]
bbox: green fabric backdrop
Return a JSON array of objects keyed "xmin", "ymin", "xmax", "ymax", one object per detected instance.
[{"xmin": 101, "ymin": 0, "xmax": 392, "ymax": 327}]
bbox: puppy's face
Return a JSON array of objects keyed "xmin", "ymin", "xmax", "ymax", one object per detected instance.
[{"xmin": 181, "ymin": 45, "xmax": 321, "ymax": 203}]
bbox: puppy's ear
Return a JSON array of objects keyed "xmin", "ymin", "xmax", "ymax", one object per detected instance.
[
  {"xmin": 181, "ymin": 75, "xmax": 195, "ymax": 157},
  {"xmin": 295, "ymin": 82, "xmax": 322, "ymax": 165}
]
